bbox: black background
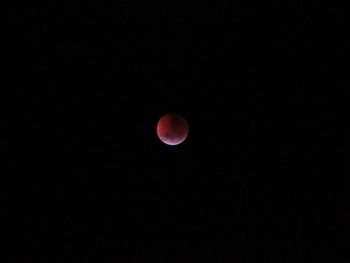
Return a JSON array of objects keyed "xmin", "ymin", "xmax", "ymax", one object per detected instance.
[{"xmin": 1, "ymin": 2, "xmax": 349, "ymax": 262}]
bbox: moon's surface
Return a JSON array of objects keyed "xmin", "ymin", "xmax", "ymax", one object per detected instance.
[{"xmin": 157, "ymin": 113, "xmax": 189, "ymax": 146}]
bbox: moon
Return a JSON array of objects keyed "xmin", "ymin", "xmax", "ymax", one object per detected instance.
[{"xmin": 156, "ymin": 113, "xmax": 189, "ymax": 146}]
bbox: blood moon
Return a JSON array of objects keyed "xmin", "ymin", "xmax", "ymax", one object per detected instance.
[{"xmin": 156, "ymin": 113, "xmax": 189, "ymax": 146}]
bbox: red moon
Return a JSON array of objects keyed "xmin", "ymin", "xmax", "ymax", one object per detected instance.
[{"xmin": 157, "ymin": 113, "xmax": 189, "ymax": 146}]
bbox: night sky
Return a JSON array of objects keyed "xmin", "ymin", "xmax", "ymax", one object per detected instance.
[{"xmin": 1, "ymin": 3, "xmax": 349, "ymax": 262}]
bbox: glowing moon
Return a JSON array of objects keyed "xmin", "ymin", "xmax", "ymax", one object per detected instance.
[{"xmin": 156, "ymin": 113, "xmax": 189, "ymax": 146}]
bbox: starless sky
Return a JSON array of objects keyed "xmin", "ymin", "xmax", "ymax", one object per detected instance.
[{"xmin": 1, "ymin": 2, "xmax": 348, "ymax": 262}]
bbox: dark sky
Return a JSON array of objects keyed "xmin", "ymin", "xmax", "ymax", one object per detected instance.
[{"xmin": 1, "ymin": 2, "xmax": 349, "ymax": 262}]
